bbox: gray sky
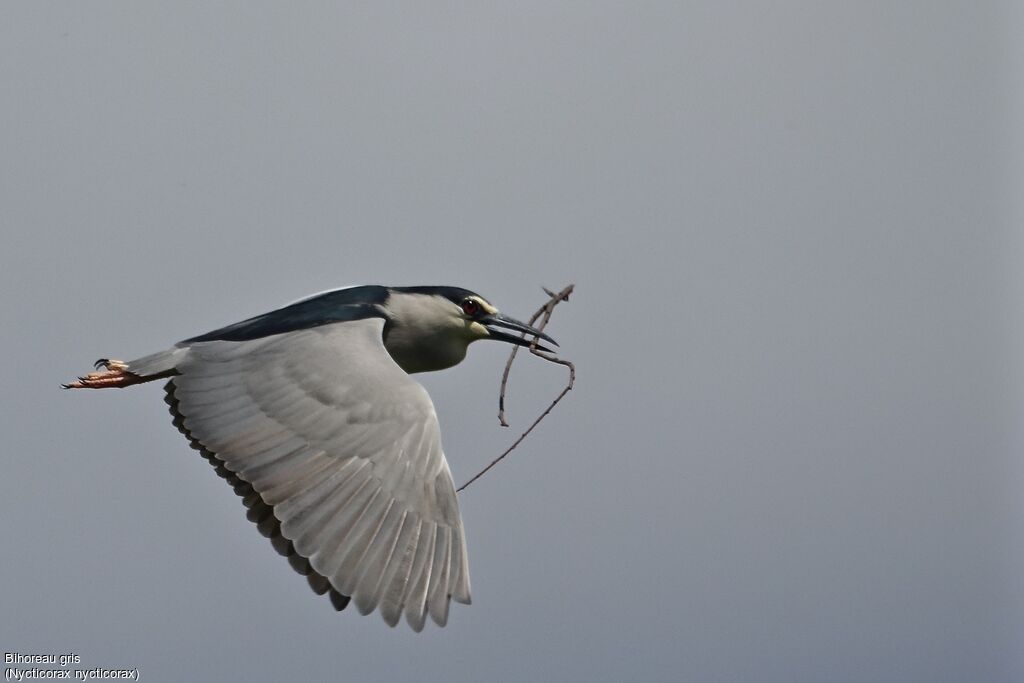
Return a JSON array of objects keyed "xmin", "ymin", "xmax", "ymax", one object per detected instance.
[{"xmin": 2, "ymin": 2, "xmax": 1022, "ymax": 681}]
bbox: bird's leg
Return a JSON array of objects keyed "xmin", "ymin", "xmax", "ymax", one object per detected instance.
[{"xmin": 62, "ymin": 358, "xmax": 144, "ymax": 389}]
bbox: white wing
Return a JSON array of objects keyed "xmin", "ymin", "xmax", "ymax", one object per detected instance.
[{"xmin": 163, "ymin": 318, "xmax": 471, "ymax": 630}]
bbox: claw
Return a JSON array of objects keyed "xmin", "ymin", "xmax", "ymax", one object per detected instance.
[
  {"xmin": 90, "ymin": 358, "xmax": 128, "ymax": 372},
  {"xmin": 63, "ymin": 360, "xmax": 140, "ymax": 390}
]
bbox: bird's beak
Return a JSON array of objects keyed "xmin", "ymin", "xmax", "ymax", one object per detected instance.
[{"xmin": 481, "ymin": 313, "xmax": 558, "ymax": 352}]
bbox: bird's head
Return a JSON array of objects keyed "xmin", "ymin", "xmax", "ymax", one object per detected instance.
[{"xmin": 381, "ymin": 286, "xmax": 557, "ymax": 374}]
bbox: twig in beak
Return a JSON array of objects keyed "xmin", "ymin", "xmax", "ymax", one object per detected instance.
[{"xmin": 457, "ymin": 284, "xmax": 575, "ymax": 493}]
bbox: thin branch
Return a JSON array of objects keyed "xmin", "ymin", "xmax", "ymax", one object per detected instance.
[
  {"xmin": 458, "ymin": 284, "xmax": 575, "ymax": 492},
  {"xmin": 498, "ymin": 284, "xmax": 573, "ymax": 426}
]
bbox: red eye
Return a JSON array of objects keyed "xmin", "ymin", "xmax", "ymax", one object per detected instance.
[{"xmin": 461, "ymin": 299, "xmax": 480, "ymax": 317}]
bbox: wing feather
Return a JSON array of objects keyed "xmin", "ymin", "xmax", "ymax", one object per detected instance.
[
  {"xmin": 352, "ymin": 498, "xmax": 400, "ymax": 615},
  {"xmin": 404, "ymin": 521, "xmax": 437, "ymax": 632},
  {"xmin": 428, "ymin": 526, "xmax": 453, "ymax": 627},
  {"xmin": 279, "ymin": 462, "xmax": 370, "ymax": 546},
  {"xmin": 377, "ymin": 512, "xmax": 418, "ymax": 626},
  {"xmin": 310, "ymin": 477, "xmax": 380, "ymax": 578},
  {"xmin": 260, "ymin": 452, "xmax": 344, "ymax": 505},
  {"xmin": 328, "ymin": 488, "xmax": 388, "ymax": 596},
  {"xmin": 152, "ymin": 319, "xmax": 470, "ymax": 628}
]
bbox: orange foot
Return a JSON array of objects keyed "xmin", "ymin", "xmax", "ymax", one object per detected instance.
[{"xmin": 62, "ymin": 358, "xmax": 142, "ymax": 390}]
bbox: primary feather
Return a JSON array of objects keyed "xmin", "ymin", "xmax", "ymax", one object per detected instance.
[{"xmin": 148, "ymin": 317, "xmax": 471, "ymax": 630}]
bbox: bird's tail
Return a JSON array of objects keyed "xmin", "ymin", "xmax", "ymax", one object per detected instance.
[{"xmin": 62, "ymin": 347, "xmax": 185, "ymax": 390}]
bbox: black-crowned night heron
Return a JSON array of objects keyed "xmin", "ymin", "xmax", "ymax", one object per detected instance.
[{"xmin": 64, "ymin": 285, "xmax": 556, "ymax": 631}]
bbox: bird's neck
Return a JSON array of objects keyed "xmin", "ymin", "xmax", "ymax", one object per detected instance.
[
  {"xmin": 381, "ymin": 294, "xmax": 475, "ymax": 374},
  {"xmin": 383, "ymin": 325, "xmax": 471, "ymax": 374}
]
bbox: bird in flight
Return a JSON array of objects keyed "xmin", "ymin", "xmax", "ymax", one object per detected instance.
[{"xmin": 64, "ymin": 285, "xmax": 557, "ymax": 631}]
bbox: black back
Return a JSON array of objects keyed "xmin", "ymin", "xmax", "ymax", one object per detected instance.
[{"xmin": 181, "ymin": 285, "xmax": 390, "ymax": 343}]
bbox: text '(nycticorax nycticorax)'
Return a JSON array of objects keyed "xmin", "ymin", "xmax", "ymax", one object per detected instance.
[{"xmin": 64, "ymin": 285, "xmax": 557, "ymax": 631}]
